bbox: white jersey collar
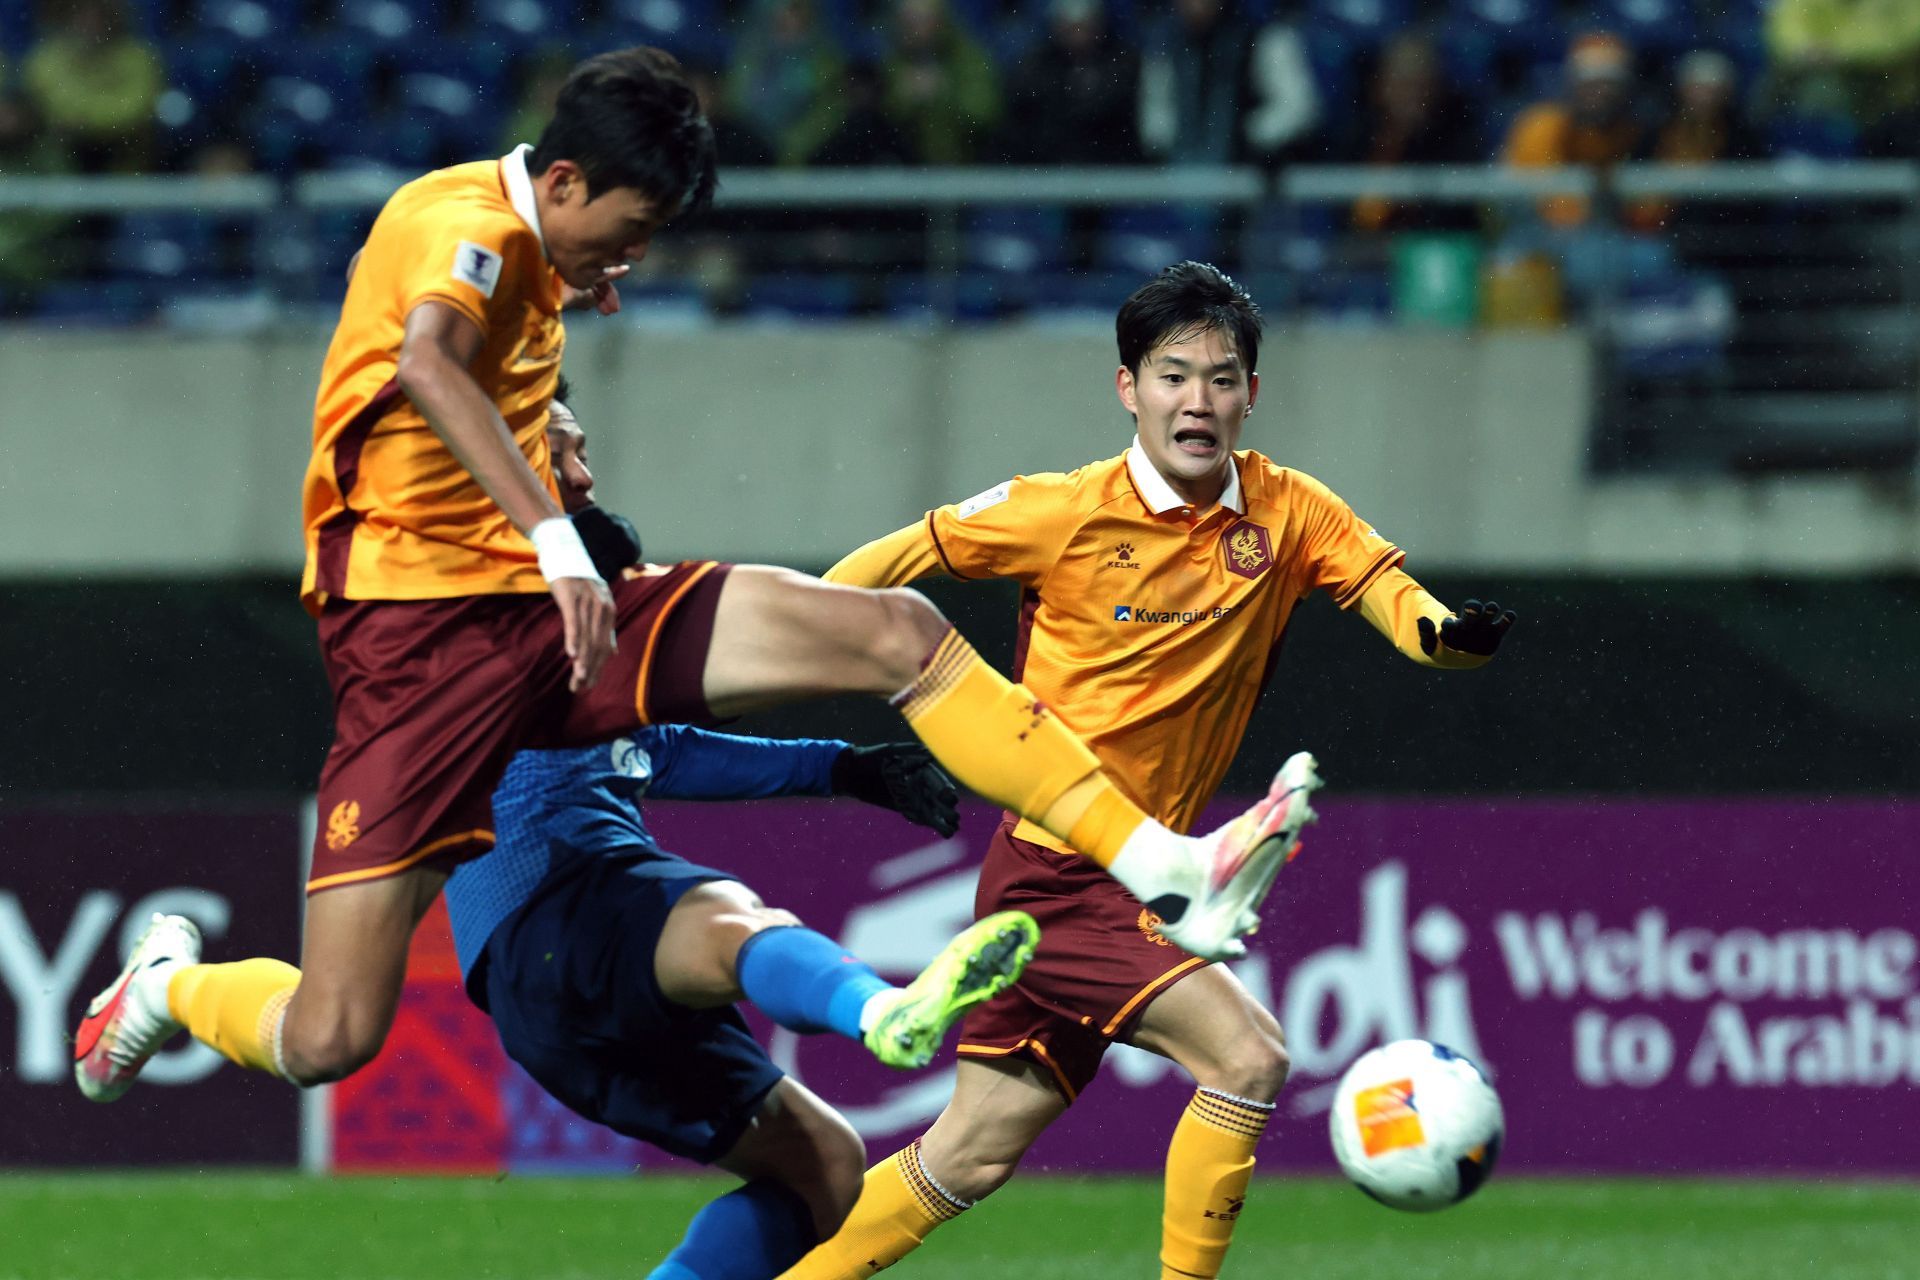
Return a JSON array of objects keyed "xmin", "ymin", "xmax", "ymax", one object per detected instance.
[
  {"xmin": 1126, "ymin": 436, "xmax": 1245, "ymax": 516},
  {"xmin": 501, "ymin": 144, "xmax": 546, "ymax": 257}
]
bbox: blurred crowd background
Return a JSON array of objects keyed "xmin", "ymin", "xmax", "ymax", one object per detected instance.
[{"xmin": 1, "ymin": 0, "xmax": 1917, "ymax": 476}]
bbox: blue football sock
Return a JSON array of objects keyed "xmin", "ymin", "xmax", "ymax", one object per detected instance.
[
  {"xmin": 735, "ymin": 924, "xmax": 892, "ymax": 1040},
  {"xmin": 646, "ymin": 1178, "xmax": 818, "ymax": 1280}
]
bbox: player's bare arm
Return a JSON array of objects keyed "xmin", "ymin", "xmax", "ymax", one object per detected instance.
[{"xmin": 397, "ymin": 300, "xmax": 616, "ymax": 691}]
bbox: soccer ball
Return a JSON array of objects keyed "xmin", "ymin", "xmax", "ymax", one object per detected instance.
[{"xmin": 1328, "ymin": 1039, "xmax": 1503, "ymax": 1213}]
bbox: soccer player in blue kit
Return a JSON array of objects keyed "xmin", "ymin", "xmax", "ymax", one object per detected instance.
[{"xmin": 441, "ymin": 385, "xmax": 1040, "ymax": 1280}]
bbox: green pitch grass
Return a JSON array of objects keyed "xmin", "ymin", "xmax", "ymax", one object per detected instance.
[{"xmin": 2, "ymin": 1174, "xmax": 1915, "ymax": 1280}]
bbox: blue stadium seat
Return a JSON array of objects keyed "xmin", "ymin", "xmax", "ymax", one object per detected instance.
[
  {"xmin": 1767, "ymin": 114, "xmax": 1861, "ymax": 160},
  {"xmin": 1094, "ymin": 207, "xmax": 1222, "ymax": 277},
  {"xmin": 1305, "ymin": 0, "xmax": 1413, "ymax": 50},
  {"xmin": 334, "ymin": 0, "xmax": 451, "ymax": 46},
  {"xmin": 468, "ymin": 0, "xmax": 581, "ymax": 50},
  {"xmin": 740, "ymin": 274, "xmax": 860, "ymax": 320},
  {"xmin": 1585, "ymin": 0, "xmax": 1699, "ymax": 60},
  {"xmin": 106, "ymin": 213, "xmax": 231, "ymax": 284},
  {"xmin": 1444, "ymin": 0, "xmax": 1566, "ymax": 63},
  {"xmin": 248, "ymin": 41, "xmax": 378, "ymax": 172},
  {"xmin": 1026, "ymin": 271, "xmax": 1138, "ymax": 316},
  {"xmin": 192, "ymin": 0, "xmax": 305, "ymax": 43},
  {"xmin": 884, "ymin": 272, "xmax": 1031, "ymax": 321},
  {"xmin": 963, "ymin": 206, "xmax": 1070, "ymax": 276},
  {"xmin": 597, "ymin": 0, "xmax": 732, "ymax": 69},
  {"xmin": 34, "ymin": 282, "xmax": 161, "ymax": 327}
]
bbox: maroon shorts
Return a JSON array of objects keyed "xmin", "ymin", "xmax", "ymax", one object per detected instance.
[
  {"xmin": 308, "ymin": 561, "xmax": 730, "ymax": 894},
  {"xmin": 957, "ymin": 817, "xmax": 1211, "ymax": 1102}
]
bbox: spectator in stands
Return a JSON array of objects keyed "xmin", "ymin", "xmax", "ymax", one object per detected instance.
[
  {"xmin": 501, "ymin": 49, "xmax": 573, "ymax": 153},
  {"xmin": 1138, "ymin": 0, "xmax": 1322, "ymax": 165},
  {"xmin": 1502, "ymin": 31, "xmax": 1650, "ymax": 227},
  {"xmin": 811, "ymin": 61, "xmax": 919, "ymax": 166},
  {"xmin": 1653, "ymin": 50, "xmax": 1760, "ymax": 165},
  {"xmin": 727, "ymin": 0, "xmax": 849, "ymax": 167},
  {"xmin": 1761, "ymin": 0, "xmax": 1920, "ymax": 154},
  {"xmin": 999, "ymin": 0, "xmax": 1139, "ymax": 164},
  {"xmin": 882, "ymin": 0, "xmax": 1002, "ymax": 164},
  {"xmin": 1348, "ymin": 33, "xmax": 1480, "ymax": 234},
  {"xmin": 1630, "ymin": 50, "xmax": 1761, "ymax": 230},
  {"xmin": 21, "ymin": 0, "xmax": 165, "ymax": 173},
  {"xmin": 0, "ymin": 90, "xmax": 74, "ymax": 314},
  {"xmin": 688, "ymin": 67, "xmax": 777, "ymax": 167}
]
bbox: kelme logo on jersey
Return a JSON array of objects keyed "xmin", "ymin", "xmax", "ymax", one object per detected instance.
[
  {"xmin": 1222, "ymin": 520, "xmax": 1273, "ymax": 580},
  {"xmin": 1107, "ymin": 542, "xmax": 1141, "ymax": 570}
]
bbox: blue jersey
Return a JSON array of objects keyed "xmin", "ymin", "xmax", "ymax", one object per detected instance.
[{"xmin": 445, "ymin": 725, "xmax": 844, "ymax": 982}]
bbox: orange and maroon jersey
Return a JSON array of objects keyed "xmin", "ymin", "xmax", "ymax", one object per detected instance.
[
  {"xmin": 827, "ymin": 444, "xmax": 1402, "ymax": 852},
  {"xmin": 301, "ymin": 145, "xmax": 565, "ymax": 616}
]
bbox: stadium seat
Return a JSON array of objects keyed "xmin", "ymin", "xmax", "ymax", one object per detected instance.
[
  {"xmin": 740, "ymin": 274, "xmax": 860, "ymax": 320},
  {"xmin": 962, "ymin": 206, "xmax": 1070, "ymax": 276},
  {"xmin": 334, "ymin": 0, "xmax": 450, "ymax": 46},
  {"xmin": 1094, "ymin": 207, "xmax": 1222, "ymax": 278},
  {"xmin": 1585, "ymin": 0, "xmax": 1699, "ymax": 60},
  {"xmin": 106, "ymin": 213, "xmax": 237, "ymax": 285},
  {"xmin": 1305, "ymin": 0, "xmax": 1414, "ymax": 50},
  {"xmin": 1767, "ymin": 114, "xmax": 1861, "ymax": 160},
  {"xmin": 191, "ymin": 0, "xmax": 305, "ymax": 42},
  {"xmin": 467, "ymin": 0, "xmax": 580, "ymax": 50},
  {"xmin": 1444, "ymin": 0, "xmax": 1566, "ymax": 70},
  {"xmin": 884, "ymin": 272, "xmax": 1031, "ymax": 322},
  {"xmin": 1026, "ymin": 270, "xmax": 1139, "ymax": 316},
  {"xmin": 33, "ymin": 281, "xmax": 161, "ymax": 327},
  {"xmin": 596, "ymin": 0, "xmax": 732, "ymax": 69}
]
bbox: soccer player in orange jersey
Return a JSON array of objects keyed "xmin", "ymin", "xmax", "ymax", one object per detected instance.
[
  {"xmin": 72, "ymin": 57, "xmax": 1314, "ymax": 1131},
  {"xmin": 783, "ymin": 262, "xmax": 1516, "ymax": 1280}
]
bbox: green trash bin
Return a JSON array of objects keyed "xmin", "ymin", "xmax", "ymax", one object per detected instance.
[{"xmin": 1391, "ymin": 233, "xmax": 1482, "ymax": 328}]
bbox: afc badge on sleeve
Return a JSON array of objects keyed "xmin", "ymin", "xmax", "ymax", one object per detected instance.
[{"xmin": 452, "ymin": 241, "xmax": 504, "ymax": 298}]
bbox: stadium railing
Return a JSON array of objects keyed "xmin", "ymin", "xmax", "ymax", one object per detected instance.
[{"xmin": 3, "ymin": 162, "xmax": 1915, "ymax": 469}]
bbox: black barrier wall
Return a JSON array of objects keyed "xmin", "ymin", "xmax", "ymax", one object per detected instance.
[{"xmin": 0, "ymin": 574, "xmax": 1913, "ymax": 797}]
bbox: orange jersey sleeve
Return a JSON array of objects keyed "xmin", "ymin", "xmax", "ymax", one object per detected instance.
[
  {"xmin": 301, "ymin": 155, "xmax": 565, "ymax": 616},
  {"xmin": 1287, "ymin": 469, "xmax": 1406, "ymax": 612},
  {"xmin": 925, "ymin": 474, "xmax": 1089, "ymax": 586},
  {"xmin": 823, "ymin": 521, "xmax": 945, "ymax": 588}
]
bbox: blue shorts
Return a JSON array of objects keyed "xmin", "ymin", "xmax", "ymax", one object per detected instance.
[{"xmin": 475, "ymin": 843, "xmax": 786, "ymax": 1164}]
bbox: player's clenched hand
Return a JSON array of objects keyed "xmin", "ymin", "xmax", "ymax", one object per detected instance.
[
  {"xmin": 832, "ymin": 744, "xmax": 961, "ymax": 838},
  {"xmin": 552, "ymin": 576, "xmax": 617, "ymax": 692},
  {"xmin": 1418, "ymin": 599, "xmax": 1517, "ymax": 658}
]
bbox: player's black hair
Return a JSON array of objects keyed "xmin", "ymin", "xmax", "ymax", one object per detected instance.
[
  {"xmin": 530, "ymin": 47, "xmax": 718, "ymax": 221},
  {"xmin": 553, "ymin": 373, "xmax": 573, "ymax": 406},
  {"xmin": 1115, "ymin": 261, "xmax": 1262, "ymax": 376}
]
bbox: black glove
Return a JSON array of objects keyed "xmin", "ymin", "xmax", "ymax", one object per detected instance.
[
  {"xmin": 572, "ymin": 505, "xmax": 643, "ymax": 580},
  {"xmin": 1418, "ymin": 599, "xmax": 1516, "ymax": 658},
  {"xmin": 831, "ymin": 743, "xmax": 961, "ymax": 838}
]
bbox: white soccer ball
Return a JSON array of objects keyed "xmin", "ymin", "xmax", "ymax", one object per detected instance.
[{"xmin": 1328, "ymin": 1039, "xmax": 1504, "ymax": 1213}]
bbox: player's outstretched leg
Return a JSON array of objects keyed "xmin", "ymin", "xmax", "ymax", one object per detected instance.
[
  {"xmin": 698, "ymin": 567, "xmax": 1318, "ymax": 959},
  {"xmin": 658, "ymin": 882, "xmax": 1037, "ymax": 1071},
  {"xmin": 860, "ymin": 910, "xmax": 1039, "ymax": 1070},
  {"xmin": 78, "ymin": 868, "xmax": 438, "ymax": 1100},
  {"xmin": 73, "ymin": 913, "xmax": 205, "ymax": 1102},
  {"xmin": 779, "ymin": 1057, "xmax": 1068, "ymax": 1280}
]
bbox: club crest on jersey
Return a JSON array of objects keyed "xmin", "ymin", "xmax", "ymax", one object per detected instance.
[{"xmin": 1221, "ymin": 520, "xmax": 1273, "ymax": 580}]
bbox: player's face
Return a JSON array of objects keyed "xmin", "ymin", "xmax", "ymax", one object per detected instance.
[
  {"xmin": 1117, "ymin": 326, "xmax": 1259, "ymax": 502},
  {"xmin": 547, "ymin": 403, "xmax": 595, "ymax": 513},
  {"xmin": 537, "ymin": 161, "xmax": 676, "ymax": 289}
]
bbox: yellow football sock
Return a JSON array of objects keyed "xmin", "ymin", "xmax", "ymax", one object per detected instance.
[
  {"xmin": 167, "ymin": 959, "xmax": 301, "ymax": 1079},
  {"xmin": 779, "ymin": 1142, "xmax": 969, "ymax": 1280},
  {"xmin": 1161, "ymin": 1088, "xmax": 1274, "ymax": 1280},
  {"xmin": 895, "ymin": 629, "xmax": 1150, "ymax": 867}
]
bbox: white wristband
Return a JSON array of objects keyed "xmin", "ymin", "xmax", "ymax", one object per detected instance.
[{"xmin": 530, "ymin": 517, "xmax": 604, "ymax": 585}]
